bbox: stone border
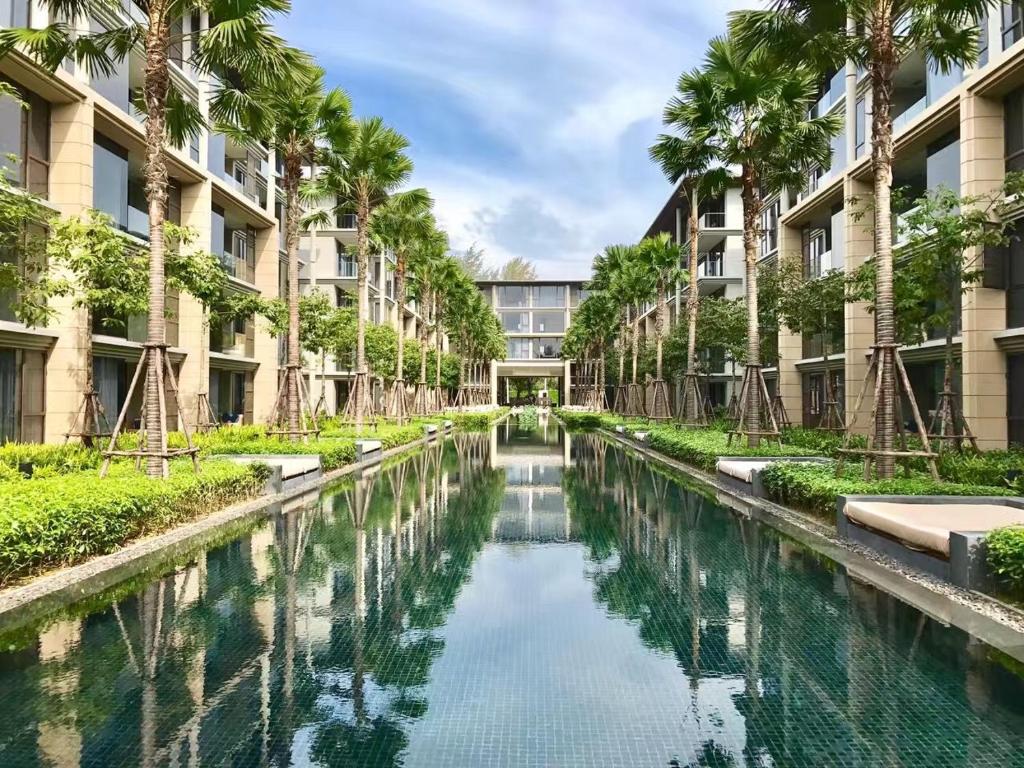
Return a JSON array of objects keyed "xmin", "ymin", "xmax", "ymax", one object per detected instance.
[
  {"xmin": 0, "ymin": 433, "xmax": 440, "ymax": 633},
  {"xmin": 598, "ymin": 428, "xmax": 1024, "ymax": 661}
]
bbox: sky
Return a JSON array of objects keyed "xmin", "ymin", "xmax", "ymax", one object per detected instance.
[{"xmin": 280, "ymin": 0, "xmax": 750, "ymax": 280}]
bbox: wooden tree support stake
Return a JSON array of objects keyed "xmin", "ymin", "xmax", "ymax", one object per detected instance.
[
  {"xmin": 676, "ymin": 372, "xmax": 707, "ymax": 427},
  {"xmin": 727, "ymin": 364, "xmax": 781, "ymax": 446},
  {"xmin": 647, "ymin": 378, "xmax": 672, "ymax": 421},
  {"xmin": 101, "ymin": 344, "xmax": 199, "ymax": 479},
  {"xmin": 268, "ymin": 364, "xmax": 321, "ymax": 440},
  {"xmin": 65, "ymin": 388, "xmax": 112, "ymax": 446}
]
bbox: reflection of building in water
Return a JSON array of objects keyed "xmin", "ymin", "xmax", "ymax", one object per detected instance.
[{"xmin": 490, "ymin": 419, "xmax": 572, "ymax": 542}]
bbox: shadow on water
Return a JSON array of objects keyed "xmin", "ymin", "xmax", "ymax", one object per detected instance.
[{"xmin": 1, "ymin": 415, "xmax": 1024, "ymax": 766}]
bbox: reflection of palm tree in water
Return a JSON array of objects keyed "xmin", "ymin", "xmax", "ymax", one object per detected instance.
[{"xmin": 346, "ymin": 471, "xmax": 377, "ymax": 726}]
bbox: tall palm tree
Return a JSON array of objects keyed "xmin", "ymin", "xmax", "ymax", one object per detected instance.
[
  {"xmin": 1, "ymin": 0, "xmax": 297, "ymax": 476},
  {"xmin": 730, "ymin": 1, "xmax": 991, "ymax": 469},
  {"xmin": 242, "ymin": 66, "xmax": 352, "ymax": 439},
  {"xmin": 651, "ymin": 103, "xmax": 724, "ymax": 423},
  {"xmin": 320, "ymin": 117, "xmax": 417, "ymax": 431},
  {"xmin": 681, "ymin": 35, "xmax": 839, "ymax": 446},
  {"xmin": 407, "ymin": 227, "xmax": 448, "ymax": 414},
  {"xmin": 638, "ymin": 233, "xmax": 686, "ymax": 419},
  {"xmin": 609, "ymin": 249, "xmax": 651, "ymax": 417},
  {"xmin": 370, "ymin": 191, "xmax": 435, "ymax": 423},
  {"xmin": 430, "ymin": 256, "xmax": 462, "ymax": 409},
  {"xmin": 590, "ymin": 243, "xmax": 638, "ymax": 413}
]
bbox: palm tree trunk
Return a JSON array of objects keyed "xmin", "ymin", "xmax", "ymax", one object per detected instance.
[
  {"xmin": 284, "ymin": 153, "xmax": 302, "ymax": 439},
  {"xmin": 142, "ymin": 2, "xmax": 172, "ymax": 476},
  {"xmin": 355, "ymin": 195, "xmax": 370, "ymax": 430},
  {"xmin": 395, "ymin": 252, "xmax": 406, "ymax": 381},
  {"xmin": 685, "ymin": 185, "xmax": 701, "ymax": 419},
  {"xmin": 630, "ymin": 308, "xmax": 639, "ymax": 384},
  {"xmin": 870, "ymin": 0, "xmax": 898, "ymax": 477},
  {"xmin": 656, "ymin": 281, "xmax": 666, "ymax": 380},
  {"xmin": 740, "ymin": 167, "xmax": 762, "ymax": 448}
]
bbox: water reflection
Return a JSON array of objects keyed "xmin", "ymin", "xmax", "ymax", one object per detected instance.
[{"xmin": 1, "ymin": 418, "xmax": 1024, "ymax": 766}]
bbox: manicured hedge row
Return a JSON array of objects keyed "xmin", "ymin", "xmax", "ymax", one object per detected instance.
[
  {"xmin": 759, "ymin": 462, "xmax": 1017, "ymax": 520},
  {"xmin": 443, "ymin": 408, "xmax": 510, "ymax": 430},
  {"xmin": 986, "ymin": 526, "xmax": 1024, "ymax": 591},
  {"xmin": 646, "ymin": 429, "xmax": 819, "ymax": 472},
  {"xmin": 0, "ymin": 460, "xmax": 271, "ymax": 584}
]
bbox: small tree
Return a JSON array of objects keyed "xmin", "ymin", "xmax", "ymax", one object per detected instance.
[
  {"xmin": 779, "ymin": 265, "xmax": 847, "ymax": 430},
  {"xmin": 850, "ymin": 177, "xmax": 1024, "ymax": 450},
  {"xmin": 695, "ymin": 296, "xmax": 747, "ymax": 419},
  {"xmin": 298, "ymin": 289, "xmax": 347, "ymax": 417}
]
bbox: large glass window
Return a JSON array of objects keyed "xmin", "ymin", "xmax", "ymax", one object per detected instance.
[
  {"xmin": 926, "ymin": 132, "xmax": 960, "ymax": 192},
  {"xmin": 1004, "ymin": 2, "xmax": 1024, "ymax": 49},
  {"xmin": 93, "ymin": 133, "xmax": 129, "ymax": 230},
  {"xmin": 0, "ymin": 86, "xmax": 49, "ymax": 197},
  {"xmin": 926, "ymin": 57, "xmax": 962, "ymax": 105},
  {"xmin": 532, "ymin": 311, "xmax": 565, "ymax": 333},
  {"xmin": 496, "ymin": 286, "xmax": 528, "ymax": 307},
  {"xmin": 855, "ymin": 97, "xmax": 867, "ymax": 159},
  {"xmin": 533, "ymin": 338, "xmax": 562, "ymax": 359},
  {"xmin": 507, "ymin": 338, "xmax": 531, "ymax": 359},
  {"xmin": 501, "ymin": 312, "xmax": 529, "ymax": 333},
  {"xmin": 759, "ymin": 199, "xmax": 780, "ymax": 257},
  {"xmin": 531, "ymin": 285, "xmax": 564, "ymax": 307},
  {"xmin": 0, "ymin": 348, "xmax": 15, "ymax": 442}
]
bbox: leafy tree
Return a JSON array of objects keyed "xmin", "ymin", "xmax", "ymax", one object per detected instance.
[
  {"xmin": 0, "ymin": 176, "xmax": 53, "ymax": 328},
  {"xmin": 498, "ymin": 255, "xmax": 537, "ymax": 281},
  {"xmin": 695, "ymin": 296, "xmax": 747, "ymax": 406},
  {"xmin": 779, "ymin": 265, "xmax": 847, "ymax": 429},
  {"xmin": 297, "ymin": 288, "xmax": 348, "ymax": 413},
  {"xmin": 673, "ymin": 35, "xmax": 839, "ymax": 444},
  {"xmin": 454, "ymin": 243, "xmax": 497, "ymax": 280},
  {"xmin": 732, "ymin": 0, "xmax": 995, "ymax": 472},
  {"xmin": 1, "ymin": 0, "xmax": 299, "ymax": 475},
  {"xmin": 849, "ymin": 176, "xmax": 1024, "ymax": 446}
]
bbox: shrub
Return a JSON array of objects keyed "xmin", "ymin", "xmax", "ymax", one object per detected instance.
[
  {"xmin": 553, "ymin": 409, "xmax": 604, "ymax": 430},
  {"xmin": 986, "ymin": 526, "xmax": 1024, "ymax": 590},
  {"xmin": 0, "ymin": 460, "xmax": 270, "ymax": 584},
  {"xmin": 936, "ymin": 449, "xmax": 1024, "ymax": 488},
  {"xmin": 442, "ymin": 408, "xmax": 509, "ymax": 430},
  {"xmin": 0, "ymin": 443, "xmax": 103, "ymax": 475},
  {"xmin": 646, "ymin": 428, "xmax": 820, "ymax": 472},
  {"xmin": 759, "ymin": 462, "xmax": 1018, "ymax": 520}
]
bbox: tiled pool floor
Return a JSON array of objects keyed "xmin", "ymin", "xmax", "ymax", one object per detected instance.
[{"xmin": 2, "ymin": 420, "xmax": 1024, "ymax": 766}]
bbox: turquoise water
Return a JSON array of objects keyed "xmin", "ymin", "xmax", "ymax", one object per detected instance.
[{"xmin": 2, "ymin": 418, "xmax": 1024, "ymax": 766}]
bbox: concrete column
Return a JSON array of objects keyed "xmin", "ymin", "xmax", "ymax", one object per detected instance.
[
  {"xmin": 490, "ymin": 359, "xmax": 498, "ymax": 405},
  {"xmin": 252, "ymin": 231, "xmax": 280, "ymax": 424},
  {"xmin": 175, "ymin": 179, "xmax": 213, "ymax": 430},
  {"xmin": 563, "ymin": 359, "xmax": 571, "ymax": 405},
  {"xmin": 43, "ymin": 98, "xmax": 94, "ymax": 442},
  {"xmin": 844, "ymin": 176, "xmax": 875, "ymax": 433},
  {"xmin": 960, "ymin": 90, "xmax": 1009, "ymax": 449},
  {"xmin": 776, "ymin": 219, "xmax": 803, "ymax": 422}
]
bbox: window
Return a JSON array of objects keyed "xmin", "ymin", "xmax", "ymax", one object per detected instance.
[
  {"xmin": 496, "ymin": 286, "xmax": 528, "ymax": 307},
  {"xmin": 533, "ymin": 338, "xmax": 562, "ymax": 359},
  {"xmin": 855, "ymin": 97, "xmax": 867, "ymax": 159},
  {"xmin": 94, "ymin": 134, "xmax": 130, "ymax": 230},
  {"xmin": 926, "ymin": 131, "xmax": 960, "ymax": 191},
  {"xmin": 1004, "ymin": 1, "xmax": 1024, "ymax": 49},
  {"xmin": 979, "ymin": 14, "xmax": 990, "ymax": 67},
  {"xmin": 531, "ymin": 285, "xmax": 565, "ymax": 307},
  {"xmin": 501, "ymin": 312, "xmax": 529, "ymax": 332},
  {"xmin": 532, "ymin": 311, "xmax": 565, "ymax": 333},
  {"xmin": 0, "ymin": 86, "xmax": 49, "ymax": 197},
  {"xmin": 1, "ymin": 0, "xmax": 30, "ymax": 26},
  {"xmin": 0, "ymin": 348, "xmax": 16, "ymax": 442},
  {"xmin": 507, "ymin": 337, "xmax": 531, "ymax": 359},
  {"xmin": 759, "ymin": 199, "xmax": 780, "ymax": 257},
  {"xmin": 1006, "ymin": 87, "xmax": 1024, "ymax": 172},
  {"xmin": 704, "ymin": 250, "xmax": 724, "ymax": 277},
  {"xmin": 802, "ymin": 226, "xmax": 829, "ymax": 279}
]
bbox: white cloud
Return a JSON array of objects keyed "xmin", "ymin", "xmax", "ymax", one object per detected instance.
[{"xmin": 282, "ymin": 0, "xmax": 754, "ymax": 277}]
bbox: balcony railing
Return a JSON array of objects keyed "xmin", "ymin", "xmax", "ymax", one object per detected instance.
[
  {"xmin": 336, "ymin": 213, "xmax": 358, "ymax": 229},
  {"xmin": 893, "ymin": 95, "xmax": 927, "ymax": 135},
  {"xmin": 700, "ymin": 211, "xmax": 726, "ymax": 228},
  {"xmin": 219, "ymin": 251, "xmax": 255, "ymax": 283},
  {"xmin": 337, "ymin": 259, "xmax": 357, "ymax": 278}
]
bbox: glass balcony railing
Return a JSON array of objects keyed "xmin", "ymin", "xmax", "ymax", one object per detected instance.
[
  {"xmin": 337, "ymin": 259, "xmax": 357, "ymax": 278},
  {"xmin": 219, "ymin": 251, "xmax": 255, "ymax": 283},
  {"xmin": 893, "ymin": 95, "xmax": 927, "ymax": 135},
  {"xmin": 700, "ymin": 211, "xmax": 726, "ymax": 228}
]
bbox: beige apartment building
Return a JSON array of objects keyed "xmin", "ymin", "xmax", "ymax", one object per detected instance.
[
  {"xmin": 0, "ymin": 3, "xmax": 417, "ymax": 443},
  {"xmin": 644, "ymin": 11, "xmax": 1024, "ymax": 450}
]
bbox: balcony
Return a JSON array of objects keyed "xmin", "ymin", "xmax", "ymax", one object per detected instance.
[
  {"xmin": 336, "ymin": 213, "xmax": 358, "ymax": 229},
  {"xmin": 219, "ymin": 249, "xmax": 255, "ymax": 284},
  {"xmin": 893, "ymin": 95, "xmax": 927, "ymax": 134},
  {"xmin": 337, "ymin": 258, "xmax": 357, "ymax": 278},
  {"xmin": 207, "ymin": 133, "xmax": 269, "ymax": 209},
  {"xmin": 700, "ymin": 211, "xmax": 726, "ymax": 228}
]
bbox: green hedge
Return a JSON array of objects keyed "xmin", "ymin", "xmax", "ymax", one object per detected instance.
[
  {"xmin": 646, "ymin": 428, "xmax": 820, "ymax": 472},
  {"xmin": 443, "ymin": 408, "xmax": 510, "ymax": 430},
  {"xmin": 986, "ymin": 526, "xmax": 1024, "ymax": 591},
  {"xmin": 0, "ymin": 443, "xmax": 103, "ymax": 478},
  {"xmin": 0, "ymin": 460, "xmax": 270, "ymax": 584},
  {"xmin": 759, "ymin": 462, "xmax": 1017, "ymax": 520}
]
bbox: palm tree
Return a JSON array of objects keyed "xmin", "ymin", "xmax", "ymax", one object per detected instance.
[
  {"xmin": 680, "ymin": 36, "xmax": 838, "ymax": 447},
  {"xmin": 371, "ymin": 192, "xmax": 435, "ymax": 423},
  {"xmin": 638, "ymin": 233, "xmax": 686, "ymax": 419},
  {"xmin": 1, "ymin": 1, "xmax": 297, "ymax": 476},
  {"xmin": 407, "ymin": 228, "xmax": 448, "ymax": 414},
  {"xmin": 730, "ymin": 1, "xmax": 991, "ymax": 468},
  {"xmin": 609, "ymin": 249, "xmax": 651, "ymax": 418},
  {"xmin": 650, "ymin": 101, "xmax": 724, "ymax": 424},
  {"xmin": 430, "ymin": 256, "xmax": 462, "ymax": 409},
  {"xmin": 320, "ymin": 118, "xmax": 417, "ymax": 431},
  {"xmin": 590, "ymin": 244, "xmax": 638, "ymax": 413},
  {"xmin": 243, "ymin": 66, "xmax": 352, "ymax": 439}
]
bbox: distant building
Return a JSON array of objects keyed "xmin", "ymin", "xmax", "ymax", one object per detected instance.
[{"xmin": 477, "ymin": 280, "xmax": 587, "ymax": 405}]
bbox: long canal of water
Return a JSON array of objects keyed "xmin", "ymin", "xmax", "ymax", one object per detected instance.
[{"xmin": 2, "ymin": 417, "xmax": 1024, "ymax": 766}]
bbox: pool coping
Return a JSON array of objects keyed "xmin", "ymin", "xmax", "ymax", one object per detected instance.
[
  {"xmin": 0, "ymin": 433, "xmax": 441, "ymax": 635},
  {"xmin": 597, "ymin": 428, "xmax": 1024, "ymax": 663}
]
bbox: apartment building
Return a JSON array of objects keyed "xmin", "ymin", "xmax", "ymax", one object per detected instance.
[
  {"xmin": 477, "ymin": 280, "xmax": 586, "ymax": 405},
  {"xmin": 297, "ymin": 210, "xmax": 427, "ymax": 415},
  {"xmin": 644, "ymin": 11, "xmax": 1024, "ymax": 448},
  {"xmin": 0, "ymin": 3, "xmax": 410, "ymax": 443},
  {"xmin": 640, "ymin": 183, "xmax": 749, "ymax": 411}
]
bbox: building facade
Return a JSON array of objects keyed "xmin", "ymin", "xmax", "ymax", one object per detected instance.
[
  {"xmin": 643, "ymin": 12, "xmax": 1024, "ymax": 449},
  {"xmin": 0, "ymin": 3, "xmax": 420, "ymax": 443},
  {"xmin": 477, "ymin": 280, "xmax": 586, "ymax": 406}
]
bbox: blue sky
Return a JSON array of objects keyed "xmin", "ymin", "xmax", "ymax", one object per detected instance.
[{"xmin": 281, "ymin": 0, "xmax": 749, "ymax": 279}]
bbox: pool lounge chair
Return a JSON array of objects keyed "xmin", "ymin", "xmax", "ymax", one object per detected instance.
[
  {"xmin": 837, "ymin": 495, "xmax": 1024, "ymax": 589},
  {"xmin": 715, "ymin": 456, "xmax": 830, "ymax": 498}
]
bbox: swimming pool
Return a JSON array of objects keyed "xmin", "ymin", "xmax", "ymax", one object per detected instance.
[{"xmin": 2, "ymin": 418, "xmax": 1024, "ymax": 766}]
